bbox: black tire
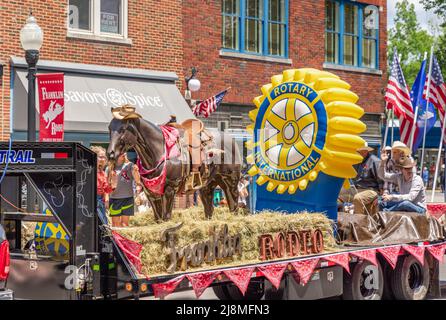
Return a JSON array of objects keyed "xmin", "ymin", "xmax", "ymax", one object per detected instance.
[
  {"xmin": 212, "ymin": 280, "xmax": 264, "ymax": 300},
  {"xmin": 380, "ymin": 257, "xmax": 395, "ymax": 300},
  {"xmin": 264, "ymin": 279, "xmax": 285, "ymax": 300},
  {"xmin": 342, "ymin": 261, "xmax": 384, "ymax": 300},
  {"xmin": 212, "ymin": 285, "xmax": 231, "ymax": 300},
  {"xmin": 390, "ymin": 255, "xmax": 430, "ymax": 300}
]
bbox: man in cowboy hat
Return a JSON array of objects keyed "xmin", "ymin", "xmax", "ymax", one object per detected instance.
[
  {"xmin": 383, "ymin": 141, "xmax": 414, "ymax": 195},
  {"xmin": 378, "ymin": 154, "xmax": 426, "ymax": 214},
  {"xmin": 339, "ymin": 142, "xmax": 382, "ymax": 215}
]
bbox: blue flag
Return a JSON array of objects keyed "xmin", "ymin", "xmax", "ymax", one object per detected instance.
[{"xmin": 412, "ymin": 59, "xmax": 437, "ymax": 152}]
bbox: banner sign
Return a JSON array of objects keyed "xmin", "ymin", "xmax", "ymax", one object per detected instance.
[{"xmin": 37, "ymin": 73, "xmax": 65, "ymax": 142}]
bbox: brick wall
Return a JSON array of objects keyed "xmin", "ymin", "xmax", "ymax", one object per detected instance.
[
  {"xmin": 0, "ymin": 0, "xmax": 184, "ymax": 141},
  {"xmin": 183, "ymin": 0, "xmax": 387, "ymax": 114}
]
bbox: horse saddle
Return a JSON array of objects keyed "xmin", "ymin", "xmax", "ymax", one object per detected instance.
[{"xmin": 166, "ymin": 118, "xmax": 215, "ymax": 191}]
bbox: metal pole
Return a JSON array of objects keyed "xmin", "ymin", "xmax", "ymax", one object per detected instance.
[
  {"xmin": 391, "ymin": 105, "xmax": 395, "ymax": 145},
  {"xmin": 420, "ymin": 48, "xmax": 434, "ymax": 173},
  {"xmin": 25, "ymin": 49, "xmax": 39, "ymax": 142},
  {"xmin": 409, "ymin": 105, "xmax": 419, "ymax": 152},
  {"xmin": 431, "ymin": 117, "xmax": 446, "ymax": 202},
  {"xmin": 383, "ymin": 107, "xmax": 390, "ymax": 146}
]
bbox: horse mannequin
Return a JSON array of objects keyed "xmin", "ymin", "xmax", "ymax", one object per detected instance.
[{"xmin": 107, "ymin": 105, "xmax": 241, "ymax": 221}]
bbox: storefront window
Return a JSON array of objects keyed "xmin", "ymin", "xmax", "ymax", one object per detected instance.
[
  {"xmin": 69, "ymin": 0, "xmax": 92, "ymax": 31},
  {"xmin": 221, "ymin": 0, "xmax": 288, "ymax": 58}
]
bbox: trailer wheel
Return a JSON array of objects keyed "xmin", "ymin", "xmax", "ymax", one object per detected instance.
[
  {"xmin": 342, "ymin": 261, "xmax": 383, "ymax": 300},
  {"xmin": 212, "ymin": 285, "xmax": 231, "ymax": 300},
  {"xmin": 213, "ymin": 280, "xmax": 264, "ymax": 300},
  {"xmin": 390, "ymin": 255, "xmax": 429, "ymax": 300},
  {"xmin": 264, "ymin": 279, "xmax": 285, "ymax": 300}
]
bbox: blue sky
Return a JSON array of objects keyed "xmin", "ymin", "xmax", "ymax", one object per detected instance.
[{"xmin": 387, "ymin": 0, "xmax": 439, "ymax": 32}]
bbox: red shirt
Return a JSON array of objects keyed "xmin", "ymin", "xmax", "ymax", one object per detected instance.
[{"xmin": 97, "ymin": 170, "xmax": 114, "ymax": 196}]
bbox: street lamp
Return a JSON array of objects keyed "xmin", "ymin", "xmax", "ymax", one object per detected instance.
[
  {"xmin": 184, "ymin": 67, "xmax": 200, "ymax": 106},
  {"xmin": 20, "ymin": 12, "xmax": 43, "ymax": 142}
]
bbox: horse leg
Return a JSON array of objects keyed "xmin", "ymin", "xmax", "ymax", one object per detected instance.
[
  {"xmin": 162, "ymin": 186, "xmax": 176, "ymax": 221},
  {"xmin": 218, "ymin": 174, "xmax": 239, "ymax": 212},
  {"xmin": 148, "ymin": 197, "xmax": 163, "ymax": 222},
  {"xmin": 199, "ymin": 180, "xmax": 218, "ymax": 219}
]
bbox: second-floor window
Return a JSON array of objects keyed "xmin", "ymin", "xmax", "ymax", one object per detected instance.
[
  {"xmin": 325, "ymin": 0, "xmax": 379, "ymax": 69},
  {"xmin": 222, "ymin": 0, "xmax": 288, "ymax": 58},
  {"xmin": 68, "ymin": 0, "xmax": 128, "ymax": 38}
]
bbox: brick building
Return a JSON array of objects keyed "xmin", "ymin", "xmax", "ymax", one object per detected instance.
[
  {"xmin": 0, "ymin": 0, "xmax": 387, "ymax": 151},
  {"xmin": 184, "ymin": 0, "xmax": 387, "ymax": 163},
  {"xmin": 0, "ymin": 0, "xmax": 190, "ymax": 144}
]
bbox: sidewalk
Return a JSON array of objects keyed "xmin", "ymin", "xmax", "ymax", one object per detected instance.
[{"xmin": 426, "ymin": 190, "xmax": 445, "ymax": 203}]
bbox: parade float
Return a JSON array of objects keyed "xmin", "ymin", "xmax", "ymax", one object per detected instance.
[{"xmin": 1, "ymin": 68, "xmax": 446, "ymax": 300}]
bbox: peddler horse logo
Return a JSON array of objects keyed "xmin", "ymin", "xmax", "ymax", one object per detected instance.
[
  {"xmin": 43, "ymin": 100, "xmax": 64, "ymax": 129},
  {"xmin": 247, "ymin": 68, "xmax": 367, "ymax": 194}
]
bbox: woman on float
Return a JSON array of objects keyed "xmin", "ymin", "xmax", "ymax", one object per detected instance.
[
  {"xmin": 107, "ymin": 153, "xmax": 143, "ymax": 227},
  {"xmin": 91, "ymin": 146, "xmax": 117, "ymax": 224}
]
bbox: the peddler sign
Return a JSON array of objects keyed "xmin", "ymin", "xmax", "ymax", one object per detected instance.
[{"xmin": 37, "ymin": 73, "xmax": 65, "ymax": 142}]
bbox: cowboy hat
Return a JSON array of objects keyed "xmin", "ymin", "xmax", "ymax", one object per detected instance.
[
  {"xmin": 111, "ymin": 104, "xmax": 142, "ymax": 120},
  {"xmin": 397, "ymin": 156, "xmax": 416, "ymax": 169},
  {"xmin": 384, "ymin": 146, "xmax": 392, "ymax": 151},
  {"xmin": 357, "ymin": 141, "xmax": 374, "ymax": 152},
  {"xmin": 391, "ymin": 141, "xmax": 410, "ymax": 155}
]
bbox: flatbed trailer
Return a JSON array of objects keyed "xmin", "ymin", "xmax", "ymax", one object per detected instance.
[{"xmin": 0, "ymin": 142, "xmax": 445, "ymax": 300}]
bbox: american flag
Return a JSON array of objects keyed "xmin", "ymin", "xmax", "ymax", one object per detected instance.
[
  {"xmin": 384, "ymin": 51, "xmax": 415, "ymax": 146},
  {"xmin": 423, "ymin": 55, "xmax": 446, "ymax": 143},
  {"xmin": 192, "ymin": 89, "xmax": 228, "ymax": 118}
]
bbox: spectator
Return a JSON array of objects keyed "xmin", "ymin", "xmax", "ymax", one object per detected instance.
[
  {"xmin": 90, "ymin": 146, "xmax": 116, "ymax": 224},
  {"xmin": 378, "ymin": 153, "xmax": 426, "ymax": 214},
  {"xmin": 107, "ymin": 152, "xmax": 143, "ymax": 227},
  {"xmin": 422, "ymin": 166, "xmax": 429, "ymax": 188},
  {"xmin": 237, "ymin": 176, "xmax": 249, "ymax": 208}
]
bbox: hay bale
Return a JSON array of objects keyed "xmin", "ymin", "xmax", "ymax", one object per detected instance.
[{"xmin": 117, "ymin": 206, "xmax": 337, "ymax": 277}]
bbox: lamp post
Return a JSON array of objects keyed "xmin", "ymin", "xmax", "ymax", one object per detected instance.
[
  {"xmin": 184, "ymin": 68, "xmax": 200, "ymax": 208},
  {"xmin": 184, "ymin": 67, "xmax": 201, "ymax": 108},
  {"xmin": 20, "ymin": 13, "xmax": 43, "ymax": 142}
]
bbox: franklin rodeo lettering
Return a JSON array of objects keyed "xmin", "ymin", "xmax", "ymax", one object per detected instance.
[
  {"xmin": 161, "ymin": 223, "xmax": 242, "ymax": 273},
  {"xmin": 259, "ymin": 229, "xmax": 324, "ymax": 261},
  {"xmin": 0, "ymin": 150, "xmax": 35, "ymax": 164}
]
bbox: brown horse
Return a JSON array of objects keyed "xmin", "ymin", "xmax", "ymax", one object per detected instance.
[{"xmin": 106, "ymin": 107, "xmax": 241, "ymax": 221}]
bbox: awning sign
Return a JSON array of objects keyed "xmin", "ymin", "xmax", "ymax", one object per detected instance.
[{"xmin": 37, "ymin": 73, "xmax": 65, "ymax": 142}]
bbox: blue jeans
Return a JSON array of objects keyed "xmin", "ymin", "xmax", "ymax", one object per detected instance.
[
  {"xmin": 97, "ymin": 195, "xmax": 107, "ymax": 223},
  {"xmin": 380, "ymin": 200, "xmax": 426, "ymax": 214}
]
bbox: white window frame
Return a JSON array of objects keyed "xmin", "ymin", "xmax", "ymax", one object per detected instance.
[{"xmin": 67, "ymin": 0, "xmax": 129, "ymax": 42}]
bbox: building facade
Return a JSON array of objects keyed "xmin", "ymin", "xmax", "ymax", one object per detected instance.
[
  {"xmin": 0, "ymin": 0, "xmax": 188, "ymax": 144},
  {"xmin": 183, "ymin": 0, "xmax": 388, "ymax": 161},
  {"xmin": 0, "ymin": 1, "xmax": 387, "ymax": 148}
]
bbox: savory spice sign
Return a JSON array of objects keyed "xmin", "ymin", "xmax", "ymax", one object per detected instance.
[
  {"xmin": 259, "ymin": 229, "xmax": 324, "ymax": 261},
  {"xmin": 161, "ymin": 223, "xmax": 242, "ymax": 273},
  {"xmin": 37, "ymin": 73, "xmax": 65, "ymax": 142}
]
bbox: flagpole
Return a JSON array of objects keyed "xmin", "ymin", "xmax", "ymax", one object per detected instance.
[
  {"xmin": 391, "ymin": 104, "xmax": 395, "ymax": 145},
  {"xmin": 383, "ymin": 103, "xmax": 390, "ymax": 146},
  {"xmin": 420, "ymin": 48, "xmax": 434, "ymax": 175},
  {"xmin": 408, "ymin": 53, "xmax": 423, "ymax": 152},
  {"xmin": 431, "ymin": 117, "xmax": 446, "ymax": 202}
]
